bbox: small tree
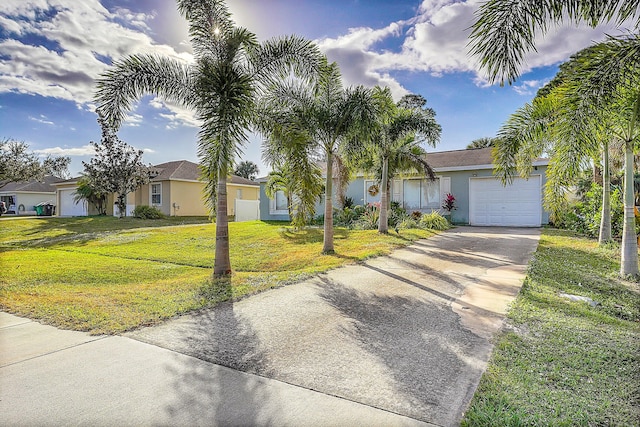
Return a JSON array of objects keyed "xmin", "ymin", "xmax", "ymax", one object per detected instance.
[
  {"xmin": 234, "ymin": 161, "xmax": 259, "ymax": 180},
  {"xmin": 0, "ymin": 138, "xmax": 70, "ymax": 188},
  {"xmin": 73, "ymin": 176, "xmax": 108, "ymax": 215},
  {"xmin": 82, "ymin": 115, "xmax": 149, "ymax": 217}
]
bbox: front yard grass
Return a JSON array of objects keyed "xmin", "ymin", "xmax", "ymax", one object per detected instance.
[
  {"xmin": 462, "ymin": 228, "xmax": 640, "ymax": 426},
  {"xmin": 0, "ymin": 216, "xmax": 435, "ymax": 334}
]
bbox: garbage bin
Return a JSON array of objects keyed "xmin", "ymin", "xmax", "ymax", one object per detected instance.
[
  {"xmin": 34, "ymin": 205, "xmax": 44, "ymax": 216},
  {"xmin": 44, "ymin": 204, "xmax": 54, "ymax": 216}
]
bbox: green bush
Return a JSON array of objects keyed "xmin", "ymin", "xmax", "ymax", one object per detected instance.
[
  {"xmin": 554, "ymin": 183, "xmax": 623, "ymax": 238},
  {"xmin": 132, "ymin": 205, "xmax": 166, "ymax": 219},
  {"xmin": 419, "ymin": 211, "xmax": 450, "ymax": 230}
]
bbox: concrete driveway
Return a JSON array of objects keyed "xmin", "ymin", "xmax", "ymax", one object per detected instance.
[
  {"xmin": 127, "ymin": 226, "xmax": 540, "ymax": 426},
  {"xmin": 1, "ymin": 226, "xmax": 540, "ymax": 427}
]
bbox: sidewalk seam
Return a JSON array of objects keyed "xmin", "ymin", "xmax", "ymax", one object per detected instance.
[{"xmin": 1, "ymin": 336, "xmax": 108, "ymax": 369}]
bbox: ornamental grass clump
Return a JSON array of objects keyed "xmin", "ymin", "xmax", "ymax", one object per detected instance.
[{"xmin": 419, "ymin": 211, "xmax": 450, "ymax": 230}]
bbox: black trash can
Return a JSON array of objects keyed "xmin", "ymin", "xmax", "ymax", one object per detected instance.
[{"xmin": 43, "ymin": 204, "xmax": 54, "ymax": 216}]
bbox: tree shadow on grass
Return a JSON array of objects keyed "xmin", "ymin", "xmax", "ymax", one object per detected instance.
[{"xmin": 0, "ymin": 216, "xmax": 210, "ymax": 249}]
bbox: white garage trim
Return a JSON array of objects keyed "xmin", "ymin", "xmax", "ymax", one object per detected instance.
[
  {"xmin": 58, "ymin": 189, "xmax": 87, "ymax": 217},
  {"xmin": 469, "ymin": 176, "xmax": 542, "ymax": 227}
]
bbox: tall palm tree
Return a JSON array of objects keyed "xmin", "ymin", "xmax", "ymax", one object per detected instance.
[
  {"xmin": 94, "ymin": 0, "xmax": 321, "ymax": 277},
  {"xmin": 469, "ymin": 0, "xmax": 640, "ymax": 85},
  {"xmin": 259, "ymin": 60, "xmax": 376, "ymax": 253},
  {"xmin": 364, "ymin": 88, "xmax": 441, "ymax": 233},
  {"xmin": 494, "ymin": 36, "xmax": 640, "ymax": 275}
]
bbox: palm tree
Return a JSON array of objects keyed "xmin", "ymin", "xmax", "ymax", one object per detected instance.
[
  {"xmin": 469, "ymin": 0, "xmax": 640, "ymax": 85},
  {"xmin": 494, "ymin": 37, "xmax": 640, "ymax": 275},
  {"xmin": 263, "ymin": 159, "xmax": 323, "ymax": 228},
  {"xmin": 73, "ymin": 176, "xmax": 107, "ymax": 215},
  {"xmin": 467, "ymin": 137, "xmax": 498, "ymax": 149},
  {"xmin": 259, "ymin": 60, "xmax": 376, "ymax": 253},
  {"xmin": 364, "ymin": 88, "xmax": 441, "ymax": 233},
  {"xmin": 94, "ymin": 0, "xmax": 321, "ymax": 277}
]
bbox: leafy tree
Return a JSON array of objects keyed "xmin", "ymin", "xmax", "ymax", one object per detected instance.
[
  {"xmin": 258, "ymin": 59, "xmax": 376, "ymax": 253},
  {"xmin": 82, "ymin": 115, "xmax": 149, "ymax": 217},
  {"xmin": 494, "ymin": 36, "xmax": 640, "ymax": 275},
  {"xmin": 233, "ymin": 160, "xmax": 259, "ymax": 180},
  {"xmin": 73, "ymin": 176, "xmax": 108, "ymax": 215},
  {"xmin": 469, "ymin": 0, "xmax": 640, "ymax": 85},
  {"xmin": 466, "ymin": 137, "xmax": 498, "ymax": 149},
  {"xmin": 0, "ymin": 138, "xmax": 70, "ymax": 188},
  {"xmin": 362, "ymin": 87, "xmax": 441, "ymax": 233},
  {"xmin": 264, "ymin": 160, "xmax": 323, "ymax": 228},
  {"xmin": 94, "ymin": 0, "xmax": 321, "ymax": 277}
]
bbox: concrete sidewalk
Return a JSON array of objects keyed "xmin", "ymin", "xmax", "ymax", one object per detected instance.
[
  {"xmin": 1, "ymin": 312, "xmax": 430, "ymax": 427},
  {"xmin": 1, "ymin": 226, "xmax": 540, "ymax": 426}
]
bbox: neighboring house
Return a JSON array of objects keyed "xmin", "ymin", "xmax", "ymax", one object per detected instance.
[
  {"xmin": 55, "ymin": 160, "xmax": 260, "ymax": 218},
  {"xmin": 0, "ymin": 176, "xmax": 60, "ymax": 215},
  {"xmin": 54, "ymin": 178, "xmax": 115, "ymax": 217},
  {"xmin": 259, "ymin": 147, "xmax": 550, "ymax": 227}
]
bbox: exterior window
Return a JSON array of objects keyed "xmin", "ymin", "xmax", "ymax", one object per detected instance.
[
  {"xmin": 270, "ymin": 190, "xmax": 288, "ymax": 214},
  {"xmin": 236, "ymin": 189, "xmax": 243, "ymax": 200},
  {"xmin": 403, "ymin": 178, "xmax": 440, "ymax": 210},
  {"xmin": 275, "ymin": 190, "xmax": 287, "ymax": 211},
  {"xmin": 151, "ymin": 183, "xmax": 161, "ymax": 205}
]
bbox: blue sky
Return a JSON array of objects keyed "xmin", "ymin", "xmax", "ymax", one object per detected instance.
[{"xmin": 0, "ymin": 0, "xmax": 627, "ymax": 177}]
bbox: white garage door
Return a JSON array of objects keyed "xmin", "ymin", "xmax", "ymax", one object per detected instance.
[
  {"xmin": 59, "ymin": 189, "xmax": 87, "ymax": 216},
  {"xmin": 469, "ymin": 176, "xmax": 541, "ymax": 227}
]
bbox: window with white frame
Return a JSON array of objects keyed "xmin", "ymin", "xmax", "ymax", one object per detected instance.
[
  {"xmin": 236, "ymin": 188, "xmax": 243, "ymax": 200},
  {"xmin": 269, "ymin": 190, "xmax": 288, "ymax": 214},
  {"xmin": 403, "ymin": 178, "xmax": 440, "ymax": 210},
  {"xmin": 151, "ymin": 183, "xmax": 162, "ymax": 205}
]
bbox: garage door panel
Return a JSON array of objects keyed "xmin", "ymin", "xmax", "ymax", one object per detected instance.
[
  {"xmin": 469, "ymin": 177, "xmax": 541, "ymax": 227},
  {"xmin": 59, "ymin": 189, "xmax": 87, "ymax": 216}
]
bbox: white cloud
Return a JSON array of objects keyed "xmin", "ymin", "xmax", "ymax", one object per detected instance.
[
  {"xmin": 29, "ymin": 114, "xmax": 55, "ymax": 125},
  {"xmin": 34, "ymin": 144, "xmax": 95, "ymax": 156},
  {"xmin": 0, "ymin": 0, "xmax": 191, "ymax": 109},
  {"xmin": 316, "ymin": 0, "xmax": 625, "ymax": 93},
  {"xmin": 149, "ymin": 97, "xmax": 200, "ymax": 129},
  {"xmin": 123, "ymin": 113, "xmax": 144, "ymax": 127},
  {"xmin": 513, "ymin": 80, "xmax": 547, "ymax": 96}
]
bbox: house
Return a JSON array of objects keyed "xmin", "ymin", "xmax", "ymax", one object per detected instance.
[
  {"xmin": 0, "ymin": 176, "xmax": 60, "ymax": 215},
  {"xmin": 259, "ymin": 147, "xmax": 550, "ymax": 227},
  {"xmin": 55, "ymin": 160, "xmax": 260, "ymax": 218}
]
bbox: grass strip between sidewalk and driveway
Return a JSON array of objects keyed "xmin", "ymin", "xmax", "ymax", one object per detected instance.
[
  {"xmin": 462, "ymin": 228, "xmax": 640, "ymax": 426},
  {"xmin": 0, "ymin": 216, "xmax": 436, "ymax": 334}
]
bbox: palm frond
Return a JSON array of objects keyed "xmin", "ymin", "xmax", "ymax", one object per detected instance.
[
  {"xmin": 468, "ymin": 0, "xmax": 640, "ymax": 85},
  {"xmin": 94, "ymin": 54, "xmax": 193, "ymax": 128}
]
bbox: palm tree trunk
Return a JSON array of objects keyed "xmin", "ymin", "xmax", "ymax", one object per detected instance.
[
  {"xmin": 599, "ymin": 142, "xmax": 612, "ymax": 244},
  {"xmin": 378, "ymin": 157, "xmax": 389, "ymax": 233},
  {"xmin": 620, "ymin": 139, "xmax": 638, "ymax": 276},
  {"xmin": 213, "ymin": 168, "xmax": 232, "ymax": 278},
  {"xmin": 323, "ymin": 152, "xmax": 335, "ymax": 253}
]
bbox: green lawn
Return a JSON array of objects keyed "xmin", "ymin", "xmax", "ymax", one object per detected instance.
[
  {"xmin": 0, "ymin": 216, "xmax": 435, "ymax": 334},
  {"xmin": 462, "ymin": 229, "xmax": 640, "ymax": 426}
]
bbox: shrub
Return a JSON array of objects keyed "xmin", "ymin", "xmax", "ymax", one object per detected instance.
[
  {"xmin": 352, "ymin": 203, "xmax": 380, "ymax": 230},
  {"xmin": 397, "ymin": 217, "xmax": 419, "ymax": 230},
  {"xmin": 132, "ymin": 205, "xmax": 165, "ymax": 219},
  {"xmin": 411, "ymin": 210, "xmax": 422, "ymax": 220},
  {"xmin": 388, "ymin": 202, "xmax": 408, "ymax": 227},
  {"xmin": 419, "ymin": 211, "xmax": 450, "ymax": 230},
  {"xmin": 554, "ymin": 183, "xmax": 623, "ymax": 238}
]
